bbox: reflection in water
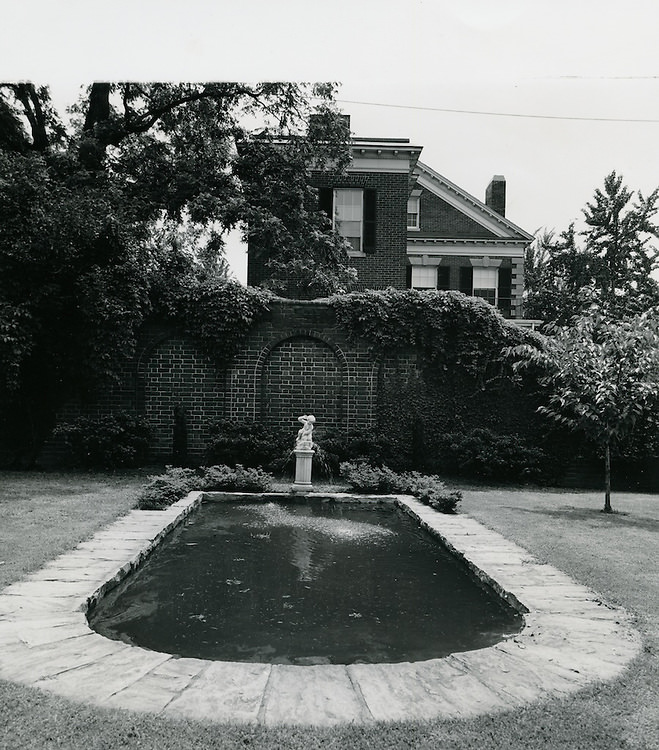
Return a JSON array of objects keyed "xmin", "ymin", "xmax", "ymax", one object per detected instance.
[
  {"xmin": 245, "ymin": 502, "xmax": 394, "ymax": 582},
  {"xmin": 89, "ymin": 501, "xmax": 524, "ymax": 664},
  {"xmin": 291, "ymin": 528, "xmax": 315, "ymax": 581},
  {"xmin": 244, "ymin": 502, "xmax": 395, "ymax": 540}
]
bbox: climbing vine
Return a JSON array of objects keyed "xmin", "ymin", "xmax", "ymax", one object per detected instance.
[
  {"xmin": 162, "ymin": 278, "xmax": 272, "ymax": 368},
  {"xmin": 330, "ymin": 289, "xmax": 535, "ymax": 381}
]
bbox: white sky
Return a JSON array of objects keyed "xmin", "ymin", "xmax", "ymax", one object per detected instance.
[{"xmin": 3, "ymin": 0, "xmax": 659, "ymax": 283}]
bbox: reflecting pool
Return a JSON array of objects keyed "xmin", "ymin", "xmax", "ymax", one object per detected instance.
[{"xmin": 89, "ymin": 500, "xmax": 523, "ymax": 664}]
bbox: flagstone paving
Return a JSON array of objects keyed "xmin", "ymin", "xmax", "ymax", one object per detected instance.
[{"xmin": 0, "ymin": 491, "xmax": 642, "ymax": 726}]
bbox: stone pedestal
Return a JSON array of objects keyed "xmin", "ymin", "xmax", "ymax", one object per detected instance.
[{"xmin": 292, "ymin": 448, "xmax": 315, "ymax": 491}]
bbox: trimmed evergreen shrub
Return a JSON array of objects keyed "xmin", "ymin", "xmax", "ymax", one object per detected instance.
[
  {"xmin": 340, "ymin": 460, "xmax": 462, "ymax": 513},
  {"xmin": 198, "ymin": 464, "xmax": 273, "ymax": 493},
  {"xmin": 54, "ymin": 411, "xmax": 151, "ymax": 469},
  {"xmin": 319, "ymin": 428, "xmax": 399, "ymax": 471},
  {"xmin": 136, "ymin": 464, "xmax": 274, "ymax": 509},
  {"xmin": 136, "ymin": 467, "xmax": 198, "ymax": 509}
]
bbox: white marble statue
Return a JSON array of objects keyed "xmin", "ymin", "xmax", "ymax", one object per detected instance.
[{"xmin": 295, "ymin": 414, "xmax": 315, "ymax": 450}]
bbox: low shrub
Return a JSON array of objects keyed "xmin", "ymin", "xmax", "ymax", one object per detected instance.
[
  {"xmin": 136, "ymin": 464, "xmax": 274, "ymax": 509},
  {"xmin": 340, "ymin": 460, "xmax": 461, "ymax": 513},
  {"xmin": 205, "ymin": 419, "xmax": 289, "ymax": 469},
  {"xmin": 402, "ymin": 471, "xmax": 463, "ymax": 513},
  {"xmin": 320, "ymin": 428, "xmax": 400, "ymax": 470},
  {"xmin": 199, "ymin": 464, "xmax": 273, "ymax": 493},
  {"xmin": 338, "ymin": 461, "xmax": 405, "ymax": 493},
  {"xmin": 54, "ymin": 412, "xmax": 151, "ymax": 469},
  {"xmin": 136, "ymin": 467, "xmax": 198, "ymax": 510},
  {"xmin": 429, "ymin": 428, "xmax": 551, "ymax": 483}
]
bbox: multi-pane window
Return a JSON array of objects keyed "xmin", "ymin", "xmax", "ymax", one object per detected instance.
[
  {"xmin": 407, "ymin": 196, "xmax": 420, "ymax": 229},
  {"xmin": 319, "ymin": 187, "xmax": 376, "ymax": 254},
  {"xmin": 334, "ymin": 188, "xmax": 363, "ymax": 253},
  {"xmin": 410, "ymin": 266, "xmax": 437, "ymax": 289},
  {"xmin": 472, "ymin": 267, "xmax": 498, "ymax": 305}
]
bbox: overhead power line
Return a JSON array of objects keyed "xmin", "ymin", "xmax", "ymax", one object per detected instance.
[{"xmin": 336, "ymin": 98, "xmax": 659, "ymax": 124}]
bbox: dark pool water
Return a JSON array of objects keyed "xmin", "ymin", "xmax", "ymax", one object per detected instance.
[{"xmin": 89, "ymin": 500, "xmax": 523, "ymax": 664}]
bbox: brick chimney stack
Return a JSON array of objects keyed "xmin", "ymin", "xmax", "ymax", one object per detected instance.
[{"xmin": 485, "ymin": 175, "xmax": 506, "ymax": 217}]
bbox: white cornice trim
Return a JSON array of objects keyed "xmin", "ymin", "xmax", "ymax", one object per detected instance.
[
  {"xmin": 408, "ymin": 237, "xmax": 528, "ymax": 247},
  {"xmin": 407, "ymin": 243, "xmax": 525, "ymax": 259}
]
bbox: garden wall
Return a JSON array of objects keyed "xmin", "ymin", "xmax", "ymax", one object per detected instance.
[{"xmin": 43, "ymin": 297, "xmax": 544, "ymax": 470}]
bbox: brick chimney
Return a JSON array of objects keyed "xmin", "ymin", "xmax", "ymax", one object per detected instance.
[{"xmin": 485, "ymin": 175, "xmax": 506, "ymax": 217}]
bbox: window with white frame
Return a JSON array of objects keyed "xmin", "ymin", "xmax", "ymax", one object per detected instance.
[
  {"xmin": 472, "ymin": 267, "xmax": 498, "ymax": 305},
  {"xmin": 410, "ymin": 265, "xmax": 437, "ymax": 289},
  {"xmin": 333, "ymin": 188, "xmax": 363, "ymax": 253},
  {"xmin": 407, "ymin": 195, "xmax": 420, "ymax": 230}
]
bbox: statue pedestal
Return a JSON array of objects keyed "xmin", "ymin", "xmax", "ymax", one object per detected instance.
[{"xmin": 292, "ymin": 448, "xmax": 314, "ymax": 491}]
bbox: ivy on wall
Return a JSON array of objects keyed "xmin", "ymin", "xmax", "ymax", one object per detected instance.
[
  {"xmin": 163, "ymin": 279, "xmax": 273, "ymax": 368},
  {"xmin": 330, "ymin": 289, "xmax": 535, "ymax": 382},
  {"xmin": 329, "ymin": 289, "xmax": 546, "ymax": 472}
]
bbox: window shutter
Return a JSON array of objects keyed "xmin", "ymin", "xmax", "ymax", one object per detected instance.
[
  {"xmin": 437, "ymin": 266, "xmax": 450, "ymax": 291},
  {"xmin": 363, "ymin": 189, "xmax": 377, "ymax": 253},
  {"xmin": 459, "ymin": 267, "xmax": 473, "ymax": 295},
  {"xmin": 497, "ymin": 266, "xmax": 512, "ymax": 315},
  {"xmin": 406, "ymin": 265, "xmax": 412, "ymax": 288},
  {"xmin": 318, "ymin": 188, "xmax": 333, "ymax": 227}
]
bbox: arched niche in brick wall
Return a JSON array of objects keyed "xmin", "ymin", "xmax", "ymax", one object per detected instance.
[
  {"xmin": 135, "ymin": 332, "xmax": 226, "ymax": 460},
  {"xmin": 255, "ymin": 331, "xmax": 348, "ymax": 434}
]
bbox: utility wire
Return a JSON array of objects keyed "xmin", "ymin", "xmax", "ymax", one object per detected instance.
[{"xmin": 336, "ymin": 98, "xmax": 659, "ymax": 124}]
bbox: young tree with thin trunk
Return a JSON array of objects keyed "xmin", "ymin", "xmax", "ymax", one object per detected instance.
[{"xmin": 507, "ymin": 311, "xmax": 659, "ymax": 512}]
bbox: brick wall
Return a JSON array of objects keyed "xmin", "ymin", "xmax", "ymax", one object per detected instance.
[
  {"xmin": 43, "ymin": 298, "xmax": 538, "ymax": 467},
  {"xmin": 225, "ymin": 299, "xmax": 376, "ymax": 438},
  {"xmin": 417, "ymin": 189, "xmax": 498, "ymax": 239},
  {"xmin": 249, "ymin": 171, "xmax": 410, "ymax": 291},
  {"xmin": 139, "ymin": 335, "xmax": 225, "ymax": 457}
]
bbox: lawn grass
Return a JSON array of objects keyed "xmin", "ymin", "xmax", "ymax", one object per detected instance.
[{"xmin": 0, "ymin": 472, "xmax": 657, "ymax": 749}]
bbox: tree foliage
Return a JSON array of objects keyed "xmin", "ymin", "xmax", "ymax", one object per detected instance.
[
  {"xmin": 525, "ymin": 172, "xmax": 659, "ymax": 323},
  {"xmin": 236, "ymin": 130, "xmax": 357, "ymax": 298},
  {"xmin": 0, "ymin": 81, "xmax": 351, "ymax": 465},
  {"xmin": 507, "ymin": 310, "xmax": 659, "ymax": 511}
]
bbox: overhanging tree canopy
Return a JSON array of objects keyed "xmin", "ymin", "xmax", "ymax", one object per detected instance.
[{"xmin": 0, "ymin": 82, "xmax": 352, "ymax": 466}]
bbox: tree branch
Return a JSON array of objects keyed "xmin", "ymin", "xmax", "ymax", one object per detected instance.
[{"xmin": 10, "ymin": 83, "xmax": 49, "ymax": 151}]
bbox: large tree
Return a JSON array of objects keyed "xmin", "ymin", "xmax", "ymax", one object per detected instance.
[
  {"xmin": 508, "ymin": 310, "xmax": 659, "ymax": 512},
  {"xmin": 0, "ymin": 82, "xmax": 352, "ymax": 465},
  {"xmin": 525, "ymin": 172, "xmax": 659, "ymax": 323}
]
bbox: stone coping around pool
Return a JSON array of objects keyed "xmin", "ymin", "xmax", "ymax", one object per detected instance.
[{"xmin": 0, "ymin": 491, "xmax": 642, "ymax": 727}]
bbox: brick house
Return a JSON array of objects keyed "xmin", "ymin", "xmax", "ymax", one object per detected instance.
[{"xmin": 249, "ymin": 125, "xmax": 534, "ymax": 319}]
